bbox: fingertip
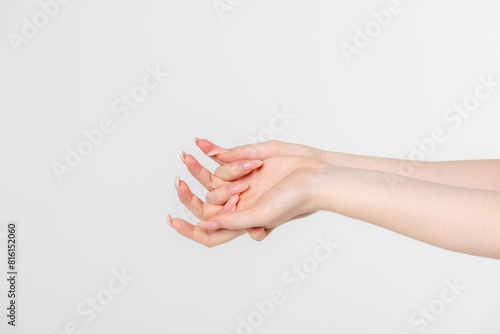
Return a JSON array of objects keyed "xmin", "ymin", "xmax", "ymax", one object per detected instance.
[
  {"xmin": 176, "ymin": 179, "xmax": 191, "ymax": 202},
  {"xmin": 222, "ymin": 194, "xmax": 239, "ymax": 212},
  {"xmin": 182, "ymin": 152, "xmax": 195, "ymax": 166},
  {"xmin": 227, "ymin": 183, "xmax": 249, "ymax": 196},
  {"xmin": 241, "ymin": 159, "xmax": 263, "ymax": 171},
  {"xmin": 196, "ymin": 138, "xmax": 211, "ymax": 152},
  {"xmin": 248, "ymin": 227, "xmax": 266, "ymax": 241},
  {"xmin": 197, "ymin": 139, "xmax": 227, "ymax": 155}
]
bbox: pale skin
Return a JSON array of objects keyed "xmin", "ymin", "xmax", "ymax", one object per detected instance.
[{"xmin": 169, "ymin": 139, "xmax": 500, "ymax": 260}]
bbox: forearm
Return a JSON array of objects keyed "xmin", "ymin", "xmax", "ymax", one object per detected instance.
[
  {"xmin": 321, "ymin": 151, "xmax": 500, "ymax": 192},
  {"xmin": 313, "ymin": 165, "xmax": 500, "ymax": 259}
]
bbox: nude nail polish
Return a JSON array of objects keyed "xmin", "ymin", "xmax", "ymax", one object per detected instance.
[
  {"xmin": 227, "ymin": 184, "xmax": 249, "ymax": 196},
  {"xmin": 223, "ymin": 195, "xmax": 239, "ymax": 212},
  {"xmin": 194, "ymin": 137, "xmax": 200, "ymax": 145},
  {"xmin": 174, "ymin": 175, "xmax": 180, "ymax": 191},
  {"xmin": 241, "ymin": 160, "xmax": 263, "ymax": 171},
  {"xmin": 180, "ymin": 151, "xmax": 186, "ymax": 164},
  {"xmin": 207, "ymin": 148, "xmax": 228, "ymax": 156},
  {"xmin": 167, "ymin": 213, "xmax": 173, "ymax": 227},
  {"xmin": 197, "ymin": 221, "xmax": 220, "ymax": 230}
]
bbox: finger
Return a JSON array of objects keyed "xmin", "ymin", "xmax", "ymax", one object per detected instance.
[
  {"xmin": 176, "ymin": 177, "xmax": 221, "ymax": 220},
  {"xmin": 167, "ymin": 214, "xmax": 247, "ymax": 248},
  {"xmin": 181, "ymin": 151, "xmax": 225, "ymax": 191},
  {"xmin": 205, "ymin": 140, "xmax": 280, "ymax": 163},
  {"xmin": 195, "ymin": 137, "xmax": 227, "ymax": 165},
  {"xmin": 222, "ymin": 194, "xmax": 240, "ymax": 212},
  {"xmin": 214, "ymin": 160, "xmax": 263, "ymax": 181},
  {"xmin": 248, "ymin": 227, "xmax": 276, "ymax": 241},
  {"xmin": 197, "ymin": 204, "xmax": 271, "ymax": 230},
  {"xmin": 206, "ymin": 183, "xmax": 249, "ymax": 205},
  {"xmin": 248, "ymin": 227, "xmax": 266, "ymax": 241}
]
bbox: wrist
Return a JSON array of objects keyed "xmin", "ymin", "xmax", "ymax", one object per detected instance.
[
  {"xmin": 307, "ymin": 163, "xmax": 347, "ymax": 212},
  {"xmin": 321, "ymin": 150, "xmax": 348, "ymax": 168}
]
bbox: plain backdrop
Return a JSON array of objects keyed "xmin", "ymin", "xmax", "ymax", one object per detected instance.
[{"xmin": 1, "ymin": 0, "xmax": 500, "ymax": 333}]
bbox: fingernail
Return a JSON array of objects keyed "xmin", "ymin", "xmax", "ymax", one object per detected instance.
[
  {"xmin": 228, "ymin": 183, "xmax": 249, "ymax": 196},
  {"xmin": 167, "ymin": 213, "xmax": 173, "ymax": 227},
  {"xmin": 197, "ymin": 221, "xmax": 220, "ymax": 230},
  {"xmin": 207, "ymin": 148, "xmax": 228, "ymax": 156},
  {"xmin": 180, "ymin": 151, "xmax": 186, "ymax": 164},
  {"xmin": 223, "ymin": 195, "xmax": 239, "ymax": 212},
  {"xmin": 241, "ymin": 160, "xmax": 263, "ymax": 171},
  {"xmin": 194, "ymin": 137, "xmax": 200, "ymax": 145},
  {"xmin": 174, "ymin": 175, "xmax": 180, "ymax": 191}
]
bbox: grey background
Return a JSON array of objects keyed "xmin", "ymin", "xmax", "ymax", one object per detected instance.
[{"xmin": 1, "ymin": 0, "xmax": 500, "ymax": 333}]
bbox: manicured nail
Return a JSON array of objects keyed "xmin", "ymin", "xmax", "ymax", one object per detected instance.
[
  {"xmin": 180, "ymin": 151, "xmax": 186, "ymax": 164},
  {"xmin": 174, "ymin": 175, "xmax": 180, "ymax": 191},
  {"xmin": 223, "ymin": 195, "xmax": 239, "ymax": 212},
  {"xmin": 228, "ymin": 183, "xmax": 249, "ymax": 196},
  {"xmin": 194, "ymin": 137, "xmax": 200, "ymax": 145},
  {"xmin": 241, "ymin": 160, "xmax": 263, "ymax": 171},
  {"xmin": 197, "ymin": 221, "xmax": 220, "ymax": 230},
  {"xmin": 167, "ymin": 213, "xmax": 173, "ymax": 227},
  {"xmin": 207, "ymin": 148, "xmax": 228, "ymax": 156}
]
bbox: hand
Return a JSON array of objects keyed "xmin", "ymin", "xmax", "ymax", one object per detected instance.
[
  {"xmin": 170, "ymin": 153, "xmax": 327, "ymax": 247},
  {"xmin": 171, "ymin": 138, "xmax": 316, "ymax": 245},
  {"xmin": 168, "ymin": 151, "xmax": 264, "ymax": 247},
  {"xmin": 194, "ymin": 138, "xmax": 326, "ymax": 240}
]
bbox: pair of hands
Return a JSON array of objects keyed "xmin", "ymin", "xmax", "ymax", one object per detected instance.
[{"xmin": 168, "ymin": 139, "xmax": 330, "ymax": 247}]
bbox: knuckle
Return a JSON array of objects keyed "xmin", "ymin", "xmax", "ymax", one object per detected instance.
[
  {"xmin": 203, "ymin": 241, "xmax": 216, "ymax": 248},
  {"xmin": 212, "ymin": 191, "xmax": 224, "ymax": 204},
  {"xmin": 214, "ymin": 169, "xmax": 225, "ymax": 181},
  {"xmin": 266, "ymin": 139, "xmax": 278, "ymax": 147},
  {"xmin": 205, "ymin": 191, "xmax": 214, "ymax": 203},
  {"xmin": 216, "ymin": 166, "xmax": 232, "ymax": 180},
  {"xmin": 208, "ymin": 173, "xmax": 219, "ymax": 189},
  {"xmin": 230, "ymin": 162, "xmax": 241, "ymax": 175},
  {"xmin": 234, "ymin": 145, "xmax": 246, "ymax": 154},
  {"xmin": 199, "ymin": 202, "xmax": 208, "ymax": 218},
  {"xmin": 248, "ymin": 145, "xmax": 259, "ymax": 157},
  {"xmin": 199, "ymin": 233, "xmax": 215, "ymax": 248},
  {"xmin": 214, "ymin": 165, "xmax": 222, "ymax": 176}
]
